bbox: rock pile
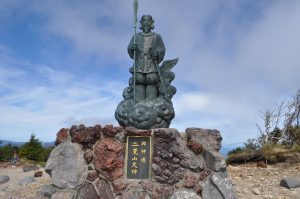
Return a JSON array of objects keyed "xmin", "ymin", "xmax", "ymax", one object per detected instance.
[{"xmin": 41, "ymin": 124, "xmax": 237, "ymax": 199}]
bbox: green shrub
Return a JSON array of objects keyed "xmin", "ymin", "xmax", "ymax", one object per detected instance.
[
  {"xmin": 0, "ymin": 144, "xmax": 19, "ymax": 162},
  {"xmin": 19, "ymin": 134, "xmax": 44, "ymax": 162}
]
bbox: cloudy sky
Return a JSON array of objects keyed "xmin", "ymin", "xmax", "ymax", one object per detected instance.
[{"xmin": 0, "ymin": 0, "xmax": 299, "ymax": 145}]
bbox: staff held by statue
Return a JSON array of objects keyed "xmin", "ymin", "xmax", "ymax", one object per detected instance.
[{"xmin": 133, "ymin": 0, "xmax": 138, "ymax": 103}]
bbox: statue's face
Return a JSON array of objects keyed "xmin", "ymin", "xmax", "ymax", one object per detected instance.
[{"xmin": 141, "ymin": 16, "xmax": 153, "ymax": 33}]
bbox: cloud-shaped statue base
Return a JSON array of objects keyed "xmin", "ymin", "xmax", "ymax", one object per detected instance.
[
  {"xmin": 115, "ymin": 58, "xmax": 178, "ymax": 130},
  {"xmin": 115, "ymin": 96, "xmax": 175, "ymax": 129}
]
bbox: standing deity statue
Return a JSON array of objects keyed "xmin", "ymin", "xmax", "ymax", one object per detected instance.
[
  {"xmin": 115, "ymin": 14, "xmax": 178, "ymax": 130},
  {"xmin": 128, "ymin": 15, "xmax": 165, "ymax": 101}
]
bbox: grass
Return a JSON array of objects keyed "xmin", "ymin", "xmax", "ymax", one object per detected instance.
[
  {"xmin": 227, "ymin": 143, "xmax": 300, "ymax": 164},
  {"xmin": 19, "ymin": 158, "xmax": 46, "ymax": 167}
]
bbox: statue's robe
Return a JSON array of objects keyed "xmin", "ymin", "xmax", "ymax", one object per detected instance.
[{"xmin": 128, "ymin": 32, "xmax": 165, "ymax": 73}]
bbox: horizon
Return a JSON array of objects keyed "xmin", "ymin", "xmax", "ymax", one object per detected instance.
[{"xmin": 1, "ymin": 0, "xmax": 300, "ymax": 144}]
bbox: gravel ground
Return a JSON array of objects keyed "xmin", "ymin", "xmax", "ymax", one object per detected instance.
[
  {"xmin": 0, "ymin": 165, "xmax": 51, "ymax": 199},
  {"xmin": 0, "ymin": 162, "xmax": 299, "ymax": 199},
  {"xmin": 228, "ymin": 162, "xmax": 300, "ymax": 199}
]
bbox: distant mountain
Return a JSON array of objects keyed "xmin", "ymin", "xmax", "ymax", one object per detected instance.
[
  {"xmin": 220, "ymin": 143, "xmax": 244, "ymax": 157},
  {"xmin": 0, "ymin": 140, "xmax": 55, "ymax": 147}
]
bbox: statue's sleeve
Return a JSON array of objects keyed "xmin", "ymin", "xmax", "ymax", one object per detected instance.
[
  {"xmin": 127, "ymin": 35, "xmax": 135, "ymax": 59},
  {"xmin": 156, "ymin": 34, "xmax": 166, "ymax": 63}
]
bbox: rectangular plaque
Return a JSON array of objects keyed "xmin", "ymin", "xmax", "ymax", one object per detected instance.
[{"xmin": 125, "ymin": 136, "xmax": 152, "ymax": 179}]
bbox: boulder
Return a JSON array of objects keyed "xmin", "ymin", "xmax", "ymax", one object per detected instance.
[
  {"xmin": 0, "ymin": 175, "xmax": 9, "ymax": 184},
  {"xmin": 39, "ymin": 184, "xmax": 57, "ymax": 197},
  {"xmin": 93, "ymin": 138, "xmax": 124, "ymax": 180},
  {"xmin": 56, "ymin": 128, "xmax": 70, "ymax": 144},
  {"xmin": 34, "ymin": 171, "xmax": 43, "ymax": 177},
  {"xmin": 280, "ymin": 177, "xmax": 300, "ymax": 189},
  {"xmin": 95, "ymin": 179, "xmax": 115, "ymax": 199},
  {"xmin": 84, "ymin": 149, "xmax": 93, "ymax": 164},
  {"xmin": 152, "ymin": 128, "xmax": 205, "ymax": 185},
  {"xmin": 102, "ymin": 125, "xmax": 123, "ymax": 137},
  {"xmin": 86, "ymin": 170, "xmax": 99, "ymax": 182},
  {"xmin": 152, "ymin": 184, "xmax": 174, "ymax": 199},
  {"xmin": 170, "ymin": 189, "xmax": 202, "ymax": 199},
  {"xmin": 76, "ymin": 181, "xmax": 100, "ymax": 199},
  {"xmin": 257, "ymin": 160, "xmax": 267, "ymax": 168},
  {"xmin": 112, "ymin": 179, "xmax": 130, "ymax": 195},
  {"xmin": 51, "ymin": 189, "xmax": 76, "ymax": 199},
  {"xmin": 19, "ymin": 176, "xmax": 36, "ymax": 186},
  {"xmin": 121, "ymin": 189, "xmax": 151, "ymax": 199},
  {"xmin": 201, "ymin": 172, "xmax": 237, "ymax": 199},
  {"xmin": 69, "ymin": 124, "xmax": 102, "ymax": 149},
  {"xmin": 202, "ymin": 149, "xmax": 226, "ymax": 172},
  {"xmin": 186, "ymin": 128, "xmax": 222, "ymax": 151},
  {"xmin": 23, "ymin": 165, "xmax": 39, "ymax": 172},
  {"xmin": 45, "ymin": 141, "xmax": 87, "ymax": 189}
]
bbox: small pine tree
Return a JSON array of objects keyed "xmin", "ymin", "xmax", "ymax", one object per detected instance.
[{"xmin": 20, "ymin": 134, "xmax": 44, "ymax": 161}]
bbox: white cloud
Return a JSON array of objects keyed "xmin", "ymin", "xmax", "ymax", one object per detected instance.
[{"xmin": 1, "ymin": 1, "xmax": 300, "ymax": 145}]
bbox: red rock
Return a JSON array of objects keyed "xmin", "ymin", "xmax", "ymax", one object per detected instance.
[
  {"xmin": 69, "ymin": 124, "xmax": 102, "ymax": 149},
  {"xmin": 112, "ymin": 179, "xmax": 130, "ymax": 195},
  {"xmin": 102, "ymin": 125, "xmax": 123, "ymax": 137},
  {"xmin": 199, "ymin": 169, "xmax": 211, "ymax": 181},
  {"xmin": 125, "ymin": 127, "xmax": 151, "ymax": 136},
  {"xmin": 93, "ymin": 138, "xmax": 124, "ymax": 180},
  {"xmin": 152, "ymin": 184, "xmax": 174, "ymax": 199},
  {"xmin": 86, "ymin": 170, "xmax": 99, "ymax": 182},
  {"xmin": 193, "ymin": 183, "xmax": 202, "ymax": 195},
  {"xmin": 184, "ymin": 173, "xmax": 196, "ymax": 188},
  {"xmin": 141, "ymin": 181, "xmax": 155, "ymax": 192},
  {"xmin": 56, "ymin": 128, "xmax": 69, "ymax": 144},
  {"xmin": 257, "ymin": 160, "xmax": 267, "ymax": 168},
  {"xmin": 34, "ymin": 171, "xmax": 43, "ymax": 177},
  {"xmin": 187, "ymin": 140, "xmax": 203, "ymax": 154}
]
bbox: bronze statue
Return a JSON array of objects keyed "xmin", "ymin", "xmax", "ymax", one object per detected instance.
[
  {"xmin": 115, "ymin": 13, "xmax": 178, "ymax": 130},
  {"xmin": 128, "ymin": 15, "xmax": 165, "ymax": 101}
]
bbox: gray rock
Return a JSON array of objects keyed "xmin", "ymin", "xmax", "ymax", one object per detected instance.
[
  {"xmin": 280, "ymin": 177, "xmax": 300, "ymax": 189},
  {"xmin": 115, "ymin": 131, "xmax": 126, "ymax": 142},
  {"xmin": 19, "ymin": 176, "xmax": 36, "ymax": 186},
  {"xmin": 152, "ymin": 128, "xmax": 205, "ymax": 185},
  {"xmin": 121, "ymin": 189, "xmax": 150, "ymax": 199},
  {"xmin": 95, "ymin": 179, "xmax": 114, "ymax": 199},
  {"xmin": 51, "ymin": 189, "xmax": 76, "ymax": 199},
  {"xmin": 186, "ymin": 128, "xmax": 222, "ymax": 151},
  {"xmin": 0, "ymin": 175, "xmax": 9, "ymax": 184},
  {"xmin": 202, "ymin": 149, "xmax": 226, "ymax": 172},
  {"xmin": 39, "ymin": 184, "xmax": 57, "ymax": 197},
  {"xmin": 170, "ymin": 189, "xmax": 202, "ymax": 199},
  {"xmin": 23, "ymin": 165, "xmax": 40, "ymax": 172},
  {"xmin": 211, "ymin": 172, "xmax": 238, "ymax": 199},
  {"xmin": 76, "ymin": 181, "xmax": 99, "ymax": 199},
  {"xmin": 201, "ymin": 176, "xmax": 223, "ymax": 199},
  {"xmin": 45, "ymin": 141, "xmax": 87, "ymax": 189},
  {"xmin": 201, "ymin": 172, "xmax": 237, "ymax": 199}
]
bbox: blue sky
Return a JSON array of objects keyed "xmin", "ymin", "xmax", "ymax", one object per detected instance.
[{"xmin": 0, "ymin": 0, "xmax": 300, "ymax": 145}]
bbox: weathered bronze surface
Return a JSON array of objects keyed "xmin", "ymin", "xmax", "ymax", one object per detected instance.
[{"xmin": 115, "ymin": 15, "xmax": 178, "ymax": 129}]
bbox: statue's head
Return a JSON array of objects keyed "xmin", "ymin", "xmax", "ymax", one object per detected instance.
[{"xmin": 140, "ymin": 15, "xmax": 154, "ymax": 33}]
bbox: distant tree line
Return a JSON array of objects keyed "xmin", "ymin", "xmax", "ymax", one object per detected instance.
[{"xmin": 0, "ymin": 134, "xmax": 54, "ymax": 162}]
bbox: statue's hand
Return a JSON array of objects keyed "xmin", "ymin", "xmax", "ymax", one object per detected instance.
[
  {"xmin": 131, "ymin": 44, "xmax": 138, "ymax": 51},
  {"xmin": 151, "ymin": 50, "xmax": 159, "ymax": 60}
]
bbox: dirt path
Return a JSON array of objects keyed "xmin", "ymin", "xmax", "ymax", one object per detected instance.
[
  {"xmin": 0, "ymin": 166, "xmax": 51, "ymax": 199},
  {"xmin": 227, "ymin": 162, "xmax": 300, "ymax": 199}
]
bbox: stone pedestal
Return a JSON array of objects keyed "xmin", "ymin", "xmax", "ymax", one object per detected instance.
[{"xmin": 42, "ymin": 124, "xmax": 237, "ymax": 199}]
